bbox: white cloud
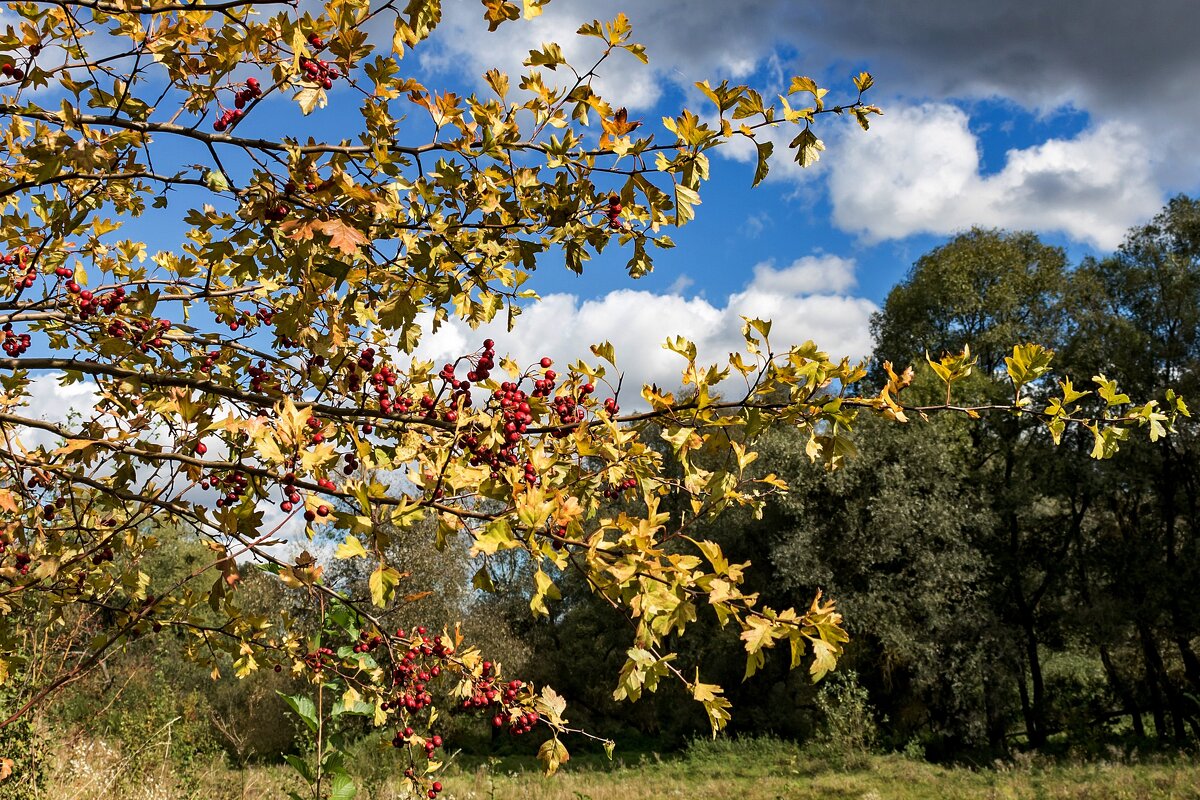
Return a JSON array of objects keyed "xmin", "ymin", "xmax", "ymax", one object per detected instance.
[
  {"xmin": 667, "ymin": 273, "xmax": 695, "ymax": 294},
  {"xmin": 750, "ymin": 254, "xmax": 857, "ymax": 295},
  {"xmin": 414, "ymin": 256, "xmax": 876, "ymax": 403},
  {"xmin": 743, "ymin": 211, "xmax": 772, "ymax": 238},
  {"xmin": 416, "ymin": 2, "xmax": 1197, "ymax": 248},
  {"xmin": 421, "ymin": 0, "xmax": 777, "ymax": 112},
  {"xmin": 20, "ymin": 374, "xmax": 100, "ymax": 451},
  {"xmin": 824, "ymin": 104, "xmax": 1162, "ymax": 249}
]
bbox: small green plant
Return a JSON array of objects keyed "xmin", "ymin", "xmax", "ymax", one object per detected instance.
[
  {"xmin": 813, "ymin": 670, "xmax": 879, "ymax": 769},
  {"xmin": 0, "ymin": 672, "xmax": 46, "ymax": 799}
]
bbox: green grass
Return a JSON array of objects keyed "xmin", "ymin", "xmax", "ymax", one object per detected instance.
[
  {"xmin": 437, "ymin": 739, "xmax": 1200, "ymax": 800},
  {"xmin": 42, "ymin": 736, "xmax": 1200, "ymax": 800}
]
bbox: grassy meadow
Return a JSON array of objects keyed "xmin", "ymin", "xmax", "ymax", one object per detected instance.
[{"xmin": 39, "ymin": 735, "xmax": 1200, "ymax": 800}]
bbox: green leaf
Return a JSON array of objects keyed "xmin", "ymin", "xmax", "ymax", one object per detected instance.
[
  {"xmin": 1059, "ymin": 378, "xmax": 1090, "ymax": 406},
  {"xmin": 1094, "ymin": 374, "xmax": 1131, "ymax": 407},
  {"xmin": 329, "ymin": 771, "xmax": 357, "ymax": 800},
  {"xmin": 278, "ymin": 692, "xmax": 318, "ymax": 733},
  {"xmin": 283, "ymin": 754, "xmax": 313, "ymax": 783},
  {"xmin": 334, "ymin": 535, "xmax": 368, "ymax": 559},
  {"xmin": 1005, "ymin": 343, "xmax": 1054, "ymax": 392},
  {"xmin": 368, "ymin": 565, "xmax": 402, "ymax": 607}
]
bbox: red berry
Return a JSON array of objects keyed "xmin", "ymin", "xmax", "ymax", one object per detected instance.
[
  {"xmin": 195, "ymin": 442, "xmax": 207, "ymax": 456},
  {"xmin": 540, "ymin": 357, "xmax": 552, "ymax": 368}
]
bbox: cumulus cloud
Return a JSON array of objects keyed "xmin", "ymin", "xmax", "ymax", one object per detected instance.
[
  {"xmin": 420, "ymin": 0, "xmax": 779, "ymax": 111},
  {"xmin": 823, "ymin": 105, "xmax": 1161, "ymax": 249},
  {"xmin": 20, "ymin": 374, "xmax": 100, "ymax": 451},
  {"xmin": 420, "ymin": 1, "xmax": 1199, "ymax": 247},
  {"xmin": 414, "ymin": 255, "xmax": 876, "ymax": 402},
  {"xmin": 749, "ymin": 254, "xmax": 857, "ymax": 295}
]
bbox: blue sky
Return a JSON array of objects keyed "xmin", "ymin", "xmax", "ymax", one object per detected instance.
[{"xmin": 381, "ymin": 0, "xmax": 1200, "ymax": 387}]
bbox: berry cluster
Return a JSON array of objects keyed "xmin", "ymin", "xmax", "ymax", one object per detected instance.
[
  {"xmin": 41, "ymin": 496, "xmax": 67, "ymax": 520},
  {"xmin": 283, "ymin": 178, "xmax": 324, "ymax": 195},
  {"xmin": 247, "ymin": 360, "xmax": 274, "ymax": 392},
  {"xmin": 0, "ymin": 533, "xmax": 33, "ymax": 575},
  {"xmin": 431, "ymin": 337, "xmax": 495, "ymax": 420},
  {"xmin": 361, "ymin": 349, "xmax": 407, "ymax": 414},
  {"xmin": 277, "ymin": 472, "xmax": 303, "ymax": 513},
  {"xmin": 233, "ymin": 77, "xmax": 261, "ymax": 108},
  {"xmin": 462, "ymin": 381, "xmax": 533, "ymax": 479},
  {"xmin": 306, "ymin": 415, "xmax": 326, "ymax": 444},
  {"xmin": 199, "ymin": 349, "xmax": 223, "ymax": 374},
  {"xmin": 65, "ymin": 279, "xmax": 127, "ymax": 320},
  {"xmin": 459, "ymin": 662, "xmax": 540, "ymax": 737},
  {"xmin": 606, "ymin": 193, "xmax": 622, "ymax": 229},
  {"xmin": 264, "ymin": 202, "xmax": 289, "ymax": 222},
  {"xmin": 301, "ymin": 34, "xmax": 341, "ymax": 89},
  {"xmin": 201, "ymin": 469, "xmax": 252, "ymax": 509},
  {"xmin": 90, "ymin": 545, "xmax": 115, "ymax": 566},
  {"xmin": 602, "ymin": 475, "xmax": 639, "ymax": 500},
  {"xmin": 303, "ymin": 646, "xmax": 335, "ymax": 673},
  {"xmin": 226, "ymin": 306, "xmax": 275, "ymax": 331},
  {"xmin": 4, "ymin": 248, "xmax": 34, "ymax": 292},
  {"xmin": 353, "ymin": 630, "xmax": 384, "ymax": 654},
  {"xmin": 550, "ymin": 381, "xmax": 593, "ymax": 433},
  {"xmin": 105, "ymin": 317, "xmax": 171, "ymax": 353},
  {"xmin": 1, "ymin": 44, "xmax": 37, "ymax": 82},
  {"xmin": 212, "ymin": 78, "xmax": 261, "ymax": 131},
  {"xmin": 2, "ymin": 324, "xmax": 31, "ymax": 357},
  {"xmin": 386, "ymin": 626, "xmax": 448, "ymax": 723}
]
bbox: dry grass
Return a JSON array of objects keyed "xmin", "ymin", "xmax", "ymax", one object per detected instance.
[{"xmin": 38, "ymin": 736, "xmax": 1200, "ymax": 800}]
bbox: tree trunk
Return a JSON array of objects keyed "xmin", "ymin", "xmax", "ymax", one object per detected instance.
[
  {"xmin": 1022, "ymin": 619, "xmax": 1047, "ymax": 747},
  {"xmin": 1137, "ymin": 621, "xmax": 1174, "ymax": 740},
  {"xmin": 1099, "ymin": 644, "xmax": 1144, "ymax": 738}
]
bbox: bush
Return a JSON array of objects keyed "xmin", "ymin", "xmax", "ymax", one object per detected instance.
[{"xmin": 812, "ymin": 670, "xmax": 880, "ymax": 769}]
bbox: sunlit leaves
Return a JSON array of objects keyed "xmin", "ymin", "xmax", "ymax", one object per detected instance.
[
  {"xmin": 536, "ymin": 737, "xmax": 569, "ymax": 775},
  {"xmin": 1005, "ymin": 343, "xmax": 1054, "ymax": 401},
  {"xmin": 0, "ymin": 4, "xmax": 1179, "ymax": 789}
]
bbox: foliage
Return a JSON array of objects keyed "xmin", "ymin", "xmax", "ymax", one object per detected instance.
[
  {"xmin": 812, "ymin": 670, "xmax": 879, "ymax": 768},
  {"xmin": 0, "ymin": 674, "xmax": 44, "ymax": 799},
  {"xmin": 0, "ymin": 1, "xmax": 1180, "ymax": 796}
]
